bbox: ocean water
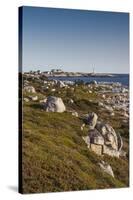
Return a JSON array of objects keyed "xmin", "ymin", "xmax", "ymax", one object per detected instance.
[{"xmin": 49, "ymin": 74, "xmax": 129, "ymax": 87}]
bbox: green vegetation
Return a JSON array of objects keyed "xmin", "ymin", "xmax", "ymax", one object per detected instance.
[{"xmin": 22, "ymin": 77, "xmax": 129, "ymax": 193}]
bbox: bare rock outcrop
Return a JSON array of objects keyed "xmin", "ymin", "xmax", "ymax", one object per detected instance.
[{"xmin": 82, "ymin": 113, "xmax": 124, "ymax": 158}]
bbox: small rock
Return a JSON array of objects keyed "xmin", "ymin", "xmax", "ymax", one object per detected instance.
[
  {"xmin": 51, "ymin": 88, "xmax": 56, "ymax": 92},
  {"xmin": 119, "ymin": 150, "xmax": 126, "ymax": 157},
  {"xmin": 87, "ymin": 112, "xmax": 98, "ymax": 129},
  {"xmin": 39, "ymin": 98, "xmax": 47, "ymax": 103},
  {"xmin": 69, "ymin": 99, "xmax": 74, "ymax": 104},
  {"xmin": 104, "ymin": 105, "xmax": 113, "ymax": 112},
  {"xmin": 29, "ymin": 96, "xmax": 38, "ymax": 101},
  {"xmin": 98, "ymin": 160, "xmax": 114, "ymax": 177},
  {"xmin": 70, "ymin": 87, "xmax": 75, "ymax": 91},
  {"xmin": 110, "ymin": 112, "xmax": 115, "ymax": 116},
  {"xmin": 24, "ymin": 86, "xmax": 36, "ymax": 93},
  {"xmin": 24, "ymin": 98, "xmax": 29, "ymax": 102},
  {"xmin": 98, "ymin": 102, "xmax": 104, "ymax": 107},
  {"xmin": 81, "ymin": 123, "xmax": 85, "ymax": 131},
  {"xmin": 90, "ymin": 80, "xmax": 97, "ymax": 85},
  {"xmin": 122, "ymin": 111, "xmax": 129, "ymax": 118},
  {"xmin": 82, "ymin": 136, "xmax": 90, "ymax": 148},
  {"xmin": 88, "ymin": 90, "xmax": 92, "ymax": 94},
  {"xmin": 102, "ymin": 94, "xmax": 106, "ymax": 99},
  {"xmin": 57, "ymin": 81, "xmax": 66, "ymax": 88},
  {"xmin": 72, "ymin": 111, "xmax": 78, "ymax": 117}
]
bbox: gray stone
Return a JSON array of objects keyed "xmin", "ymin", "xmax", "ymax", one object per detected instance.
[
  {"xmin": 119, "ymin": 150, "xmax": 126, "ymax": 157},
  {"xmin": 102, "ymin": 94, "xmax": 106, "ymax": 99},
  {"xmin": 72, "ymin": 111, "xmax": 78, "ymax": 117},
  {"xmin": 24, "ymin": 86, "xmax": 36, "ymax": 93},
  {"xmin": 69, "ymin": 99, "xmax": 74, "ymax": 104},
  {"xmin": 96, "ymin": 122, "xmax": 118, "ymax": 150},
  {"xmin": 98, "ymin": 161, "xmax": 114, "ymax": 177},
  {"xmin": 89, "ymin": 129, "xmax": 104, "ymax": 145},
  {"xmin": 82, "ymin": 113, "xmax": 124, "ymax": 158},
  {"xmin": 39, "ymin": 98, "xmax": 47, "ymax": 103},
  {"xmin": 51, "ymin": 88, "xmax": 56, "ymax": 92},
  {"xmin": 90, "ymin": 80, "xmax": 97, "ymax": 85},
  {"xmin": 110, "ymin": 112, "xmax": 115, "ymax": 116},
  {"xmin": 117, "ymin": 132, "xmax": 123, "ymax": 151},
  {"xmin": 81, "ymin": 123, "xmax": 85, "ymax": 131},
  {"xmin": 98, "ymin": 102, "xmax": 104, "ymax": 107},
  {"xmin": 24, "ymin": 98, "xmax": 29, "ymax": 102},
  {"xmin": 29, "ymin": 96, "xmax": 38, "ymax": 101},
  {"xmin": 88, "ymin": 90, "xmax": 92, "ymax": 94},
  {"xmin": 44, "ymin": 96, "xmax": 66, "ymax": 113},
  {"xmin": 104, "ymin": 105, "xmax": 113, "ymax": 112},
  {"xmin": 82, "ymin": 136, "xmax": 90, "ymax": 148},
  {"xmin": 57, "ymin": 81, "xmax": 66, "ymax": 88},
  {"xmin": 87, "ymin": 112, "xmax": 98, "ymax": 129}
]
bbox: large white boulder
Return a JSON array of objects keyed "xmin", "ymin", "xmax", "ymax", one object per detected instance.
[{"xmin": 44, "ymin": 96, "xmax": 66, "ymax": 113}]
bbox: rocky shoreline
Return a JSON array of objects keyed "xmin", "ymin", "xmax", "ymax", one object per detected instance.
[{"xmin": 23, "ymin": 69, "xmax": 115, "ymax": 78}]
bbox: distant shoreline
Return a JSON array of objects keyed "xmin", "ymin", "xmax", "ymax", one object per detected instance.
[
  {"xmin": 48, "ymin": 74, "xmax": 129, "ymax": 86},
  {"xmin": 22, "ymin": 71, "xmax": 129, "ymax": 77},
  {"xmin": 48, "ymin": 74, "xmax": 115, "ymax": 78},
  {"xmin": 20, "ymin": 70, "xmax": 129, "ymax": 76}
]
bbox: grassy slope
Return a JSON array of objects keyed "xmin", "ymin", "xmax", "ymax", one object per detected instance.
[{"xmin": 22, "ymin": 80, "xmax": 129, "ymax": 193}]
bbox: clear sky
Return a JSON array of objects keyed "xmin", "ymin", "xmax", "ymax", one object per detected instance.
[{"xmin": 22, "ymin": 6, "xmax": 129, "ymax": 73}]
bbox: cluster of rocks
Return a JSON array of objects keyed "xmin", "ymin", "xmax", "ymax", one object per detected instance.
[
  {"xmin": 23, "ymin": 82, "xmax": 78, "ymax": 116},
  {"xmin": 92, "ymin": 83, "xmax": 129, "ymax": 120},
  {"xmin": 23, "ymin": 85, "xmax": 39, "ymax": 102},
  {"xmin": 40, "ymin": 79, "xmax": 75, "ymax": 93},
  {"xmin": 82, "ymin": 112, "xmax": 125, "ymax": 158}
]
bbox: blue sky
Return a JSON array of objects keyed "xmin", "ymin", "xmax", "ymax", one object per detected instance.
[{"xmin": 22, "ymin": 6, "xmax": 129, "ymax": 73}]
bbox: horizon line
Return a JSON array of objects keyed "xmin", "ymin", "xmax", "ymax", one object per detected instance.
[{"xmin": 21, "ymin": 69, "xmax": 129, "ymax": 75}]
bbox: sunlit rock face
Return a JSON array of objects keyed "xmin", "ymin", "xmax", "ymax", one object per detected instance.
[
  {"xmin": 44, "ymin": 96, "xmax": 66, "ymax": 113},
  {"xmin": 82, "ymin": 113, "xmax": 124, "ymax": 158}
]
